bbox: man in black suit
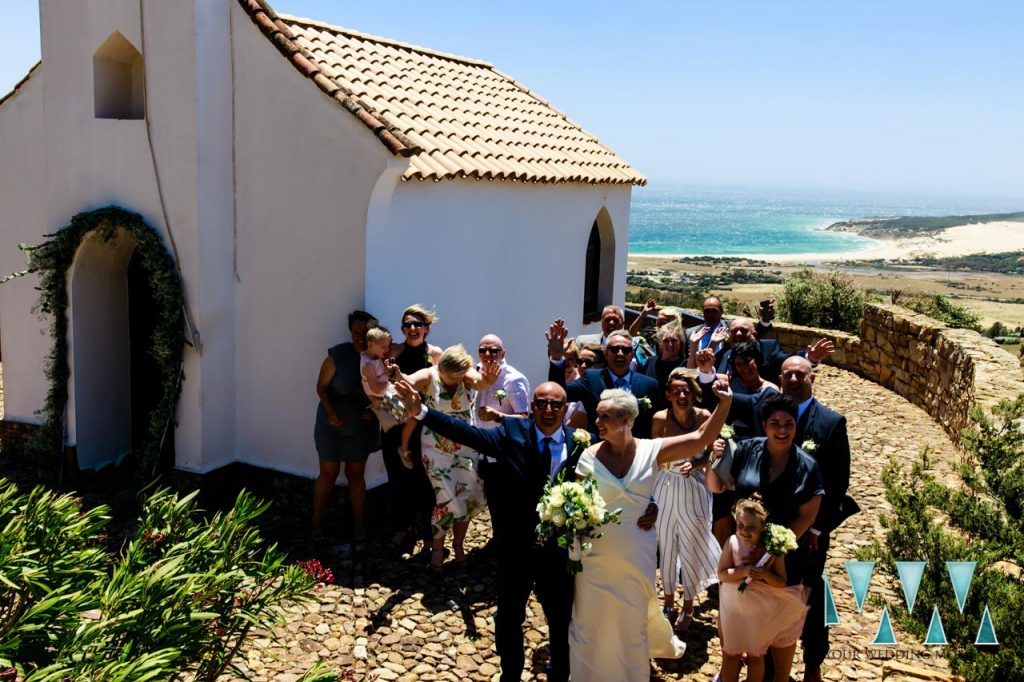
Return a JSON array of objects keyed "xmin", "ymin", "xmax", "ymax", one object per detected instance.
[
  {"xmin": 545, "ymin": 322, "xmax": 660, "ymax": 437},
  {"xmin": 710, "ymin": 355, "xmax": 856, "ymax": 682},
  {"xmin": 395, "ymin": 379, "xmax": 655, "ymax": 682}
]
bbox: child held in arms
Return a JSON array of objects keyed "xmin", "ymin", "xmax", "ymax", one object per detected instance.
[{"xmin": 360, "ymin": 326, "xmax": 416, "ymax": 468}]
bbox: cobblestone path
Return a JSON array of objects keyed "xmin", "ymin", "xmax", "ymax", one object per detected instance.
[{"xmin": 236, "ymin": 366, "xmax": 961, "ymax": 680}]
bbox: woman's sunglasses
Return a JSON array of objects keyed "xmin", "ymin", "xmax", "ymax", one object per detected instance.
[{"xmin": 402, "ymin": 320, "xmax": 427, "ymax": 329}]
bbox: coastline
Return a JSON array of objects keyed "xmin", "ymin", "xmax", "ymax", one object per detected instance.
[{"xmin": 629, "ymin": 220, "xmax": 1024, "ymax": 264}]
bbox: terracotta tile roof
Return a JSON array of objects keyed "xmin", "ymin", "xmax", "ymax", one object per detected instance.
[
  {"xmin": 238, "ymin": 0, "xmax": 645, "ymax": 185},
  {"xmin": 0, "ymin": 61, "xmax": 41, "ymax": 110}
]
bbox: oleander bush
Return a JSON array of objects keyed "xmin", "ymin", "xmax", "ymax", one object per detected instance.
[
  {"xmin": 777, "ymin": 268, "xmax": 866, "ymax": 333},
  {"xmin": 0, "ymin": 481, "xmax": 325, "ymax": 680},
  {"xmin": 863, "ymin": 394, "xmax": 1024, "ymax": 680}
]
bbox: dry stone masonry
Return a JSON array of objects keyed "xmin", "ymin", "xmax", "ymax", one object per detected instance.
[{"xmin": 768, "ymin": 303, "xmax": 1024, "ymax": 441}]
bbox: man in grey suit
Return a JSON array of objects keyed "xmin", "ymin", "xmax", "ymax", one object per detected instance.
[{"xmin": 575, "ymin": 305, "xmax": 624, "ymax": 347}]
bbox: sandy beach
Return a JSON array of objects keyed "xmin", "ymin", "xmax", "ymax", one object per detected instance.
[
  {"xmin": 630, "ymin": 220, "xmax": 1024, "ymax": 264},
  {"xmin": 627, "ymin": 220, "xmax": 1024, "ymax": 328}
]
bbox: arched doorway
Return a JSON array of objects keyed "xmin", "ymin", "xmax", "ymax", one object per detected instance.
[
  {"xmin": 19, "ymin": 207, "xmax": 185, "ymax": 479},
  {"xmin": 67, "ymin": 229, "xmax": 162, "ymax": 471}
]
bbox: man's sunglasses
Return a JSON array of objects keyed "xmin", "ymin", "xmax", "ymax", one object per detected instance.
[
  {"xmin": 533, "ymin": 399, "xmax": 566, "ymax": 411},
  {"xmin": 479, "ymin": 347, "xmax": 502, "ymax": 356},
  {"xmin": 402, "ymin": 320, "xmax": 427, "ymax": 329},
  {"xmin": 607, "ymin": 346, "xmax": 633, "ymax": 355}
]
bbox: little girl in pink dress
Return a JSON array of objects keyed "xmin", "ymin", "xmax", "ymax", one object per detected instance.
[{"xmin": 717, "ymin": 496, "xmax": 809, "ymax": 682}]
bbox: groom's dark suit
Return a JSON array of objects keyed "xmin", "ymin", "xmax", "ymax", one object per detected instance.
[
  {"xmin": 420, "ymin": 409, "xmax": 586, "ymax": 682},
  {"xmin": 548, "ymin": 365, "xmax": 660, "ymax": 438}
]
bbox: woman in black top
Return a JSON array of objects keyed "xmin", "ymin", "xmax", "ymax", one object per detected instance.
[{"xmin": 384, "ymin": 304, "xmax": 443, "ymax": 553}]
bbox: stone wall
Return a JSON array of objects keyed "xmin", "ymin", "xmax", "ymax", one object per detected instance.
[{"xmin": 767, "ymin": 303, "xmax": 1024, "ymax": 441}]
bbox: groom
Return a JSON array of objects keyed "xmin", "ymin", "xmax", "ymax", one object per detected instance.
[{"xmin": 395, "ymin": 380, "xmax": 656, "ymax": 682}]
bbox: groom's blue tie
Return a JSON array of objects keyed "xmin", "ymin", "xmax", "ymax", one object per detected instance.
[{"xmin": 540, "ymin": 436, "xmax": 554, "ymax": 480}]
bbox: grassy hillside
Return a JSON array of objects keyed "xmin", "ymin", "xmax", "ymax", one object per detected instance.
[{"xmin": 827, "ymin": 211, "xmax": 1024, "ymax": 238}]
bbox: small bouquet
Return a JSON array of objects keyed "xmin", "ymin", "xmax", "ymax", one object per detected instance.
[
  {"xmin": 536, "ymin": 472, "xmax": 621, "ymax": 574},
  {"xmin": 710, "ymin": 423, "xmax": 736, "ymax": 486},
  {"xmin": 739, "ymin": 523, "xmax": 798, "ymax": 592}
]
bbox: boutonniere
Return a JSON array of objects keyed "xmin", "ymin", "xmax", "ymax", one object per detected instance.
[
  {"xmin": 570, "ymin": 429, "xmax": 591, "ymax": 456},
  {"xmin": 801, "ymin": 439, "xmax": 818, "ymax": 453},
  {"xmin": 638, "ymin": 396, "xmax": 653, "ymax": 410},
  {"xmin": 493, "ymin": 389, "xmax": 507, "ymax": 402}
]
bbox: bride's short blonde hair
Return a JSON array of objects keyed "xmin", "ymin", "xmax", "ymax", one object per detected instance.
[{"xmin": 598, "ymin": 388, "xmax": 639, "ymax": 425}]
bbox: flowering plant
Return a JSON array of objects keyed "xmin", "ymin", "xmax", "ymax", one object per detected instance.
[
  {"xmin": 493, "ymin": 389, "xmax": 507, "ymax": 402},
  {"xmin": 536, "ymin": 472, "xmax": 621, "ymax": 574},
  {"xmin": 801, "ymin": 439, "xmax": 818, "ymax": 453},
  {"xmin": 739, "ymin": 523, "xmax": 798, "ymax": 592}
]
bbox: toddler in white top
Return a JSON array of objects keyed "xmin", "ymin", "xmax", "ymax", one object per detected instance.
[{"xmin": 360, "ymin": 326, "xmax": 414, "ymax": 468}]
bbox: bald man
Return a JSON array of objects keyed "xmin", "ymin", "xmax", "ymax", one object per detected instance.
[{"xmin": 396, "ymin": 380, "xmax": 657, "ymax": 682}]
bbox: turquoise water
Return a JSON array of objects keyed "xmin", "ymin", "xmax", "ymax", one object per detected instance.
[{"xmin": 629, "ymin": 185, "xmax": 1024, "ymax": 256}]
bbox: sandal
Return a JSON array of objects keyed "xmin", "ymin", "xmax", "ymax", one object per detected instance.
[{"xmin": 674, "ymin": 608, "xmax": 693, "ymax": 632}]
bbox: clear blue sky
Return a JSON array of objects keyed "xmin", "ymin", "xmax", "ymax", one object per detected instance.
[{"xmin": 3, "ymin": 1, "xmax": 1022, "ymax": 201}]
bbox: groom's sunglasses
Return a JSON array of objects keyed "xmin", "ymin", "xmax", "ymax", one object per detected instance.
[{"xmin": 533, "ymin": 399, "xmax": 566, "ymax": 411}]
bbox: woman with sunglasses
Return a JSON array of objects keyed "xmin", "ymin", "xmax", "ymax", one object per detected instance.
[
  {"xmin": 564, "ymin": 342, "xmax": 603, "ymax": 428},
  {"xmin": 382, "ymin": 304, "xmax": 444, "ymax": 554}
]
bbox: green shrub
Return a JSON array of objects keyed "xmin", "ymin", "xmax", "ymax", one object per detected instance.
[
  {"xmin": 863, "ymin": 394, "xmax": 1024, "ymax": 680},
  {"xmin": 0, "ymin": 482, "xmax": 324, "ymax": 680},
  {"xmin": 777, "ymin": 268, "xmax": 866, "ymax": 333},
  {"xmin": 904, "ymin": 294, "xmax": 983, "ymax": 332}
]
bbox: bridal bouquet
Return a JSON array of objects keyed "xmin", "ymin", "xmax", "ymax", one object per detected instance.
[
  {"xmin": 536, "ymin": 472, "xmax": 621, "ymax": 575},
  {"xmin": 739, "ymin": 523, "xmax": 798, "ymax": 592}
]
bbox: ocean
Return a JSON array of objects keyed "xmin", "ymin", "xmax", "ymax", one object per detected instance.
[{"xmin": 628, "ymin": 185, "xmax": 1024, "ymax": 257}]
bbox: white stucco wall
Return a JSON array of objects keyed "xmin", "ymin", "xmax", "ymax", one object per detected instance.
[
  {"xmin": 229, "ymin": 0, "xmax": 394, "ymax": 482},
  {"xmin": 366, "ymin": 179, "xmax": 633, "ymax": 390},
  {"xmin": 0, "ymin": 73, "xmax": 49, "ymax": 423}
]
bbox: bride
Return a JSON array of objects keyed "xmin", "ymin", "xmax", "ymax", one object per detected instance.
[{"xmin": 570, "ymin": 381, "xmax": 733, "ymax": 681}]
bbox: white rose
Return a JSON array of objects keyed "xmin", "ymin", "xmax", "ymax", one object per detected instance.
[{"xmin": 551, "ymin": 508, "xmax": 568, "ymax": 527}]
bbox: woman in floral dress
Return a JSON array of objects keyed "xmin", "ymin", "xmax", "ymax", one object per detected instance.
[{"xmin": 404, "ymin": 345, "xmax": 498, "ymax": 570}]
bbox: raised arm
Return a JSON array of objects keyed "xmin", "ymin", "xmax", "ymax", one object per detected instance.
[
  {"xmin": 394, "ymin": 380, "xmax": 505, "ymax": 456},
  {"xmin": 629, "ymin": 298, "xmax": 657, "ymax": 337},
  {"xmin": 657, "ymin": 380, "xmax": 733, "ymax": 465}
]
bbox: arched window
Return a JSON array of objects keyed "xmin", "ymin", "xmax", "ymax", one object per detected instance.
[
  {"xmin": 583, "ymin": 221, "xmax": 601, "ymax": 323},
  {"xmin": 94, "ymin": 32, "xmax": 145, "ymax": 120},
  {"xmin": 583, "ymin": 209, "xmax": 615, "ymax": 324}
]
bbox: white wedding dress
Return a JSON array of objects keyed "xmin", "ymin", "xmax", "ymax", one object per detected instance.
[{"xmin": 569, "ymin": 438, "xmax": 687, "ymax": 681}]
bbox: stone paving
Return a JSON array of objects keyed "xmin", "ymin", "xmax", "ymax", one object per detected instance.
[{"xmin": 235, "ymin": 366, "xmax": 962, "ymax": 682}]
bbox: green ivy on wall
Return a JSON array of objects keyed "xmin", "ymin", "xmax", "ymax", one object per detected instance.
[{"xmin": 6, "ymin": 207, "xmax": 185, "ymax": 480}]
